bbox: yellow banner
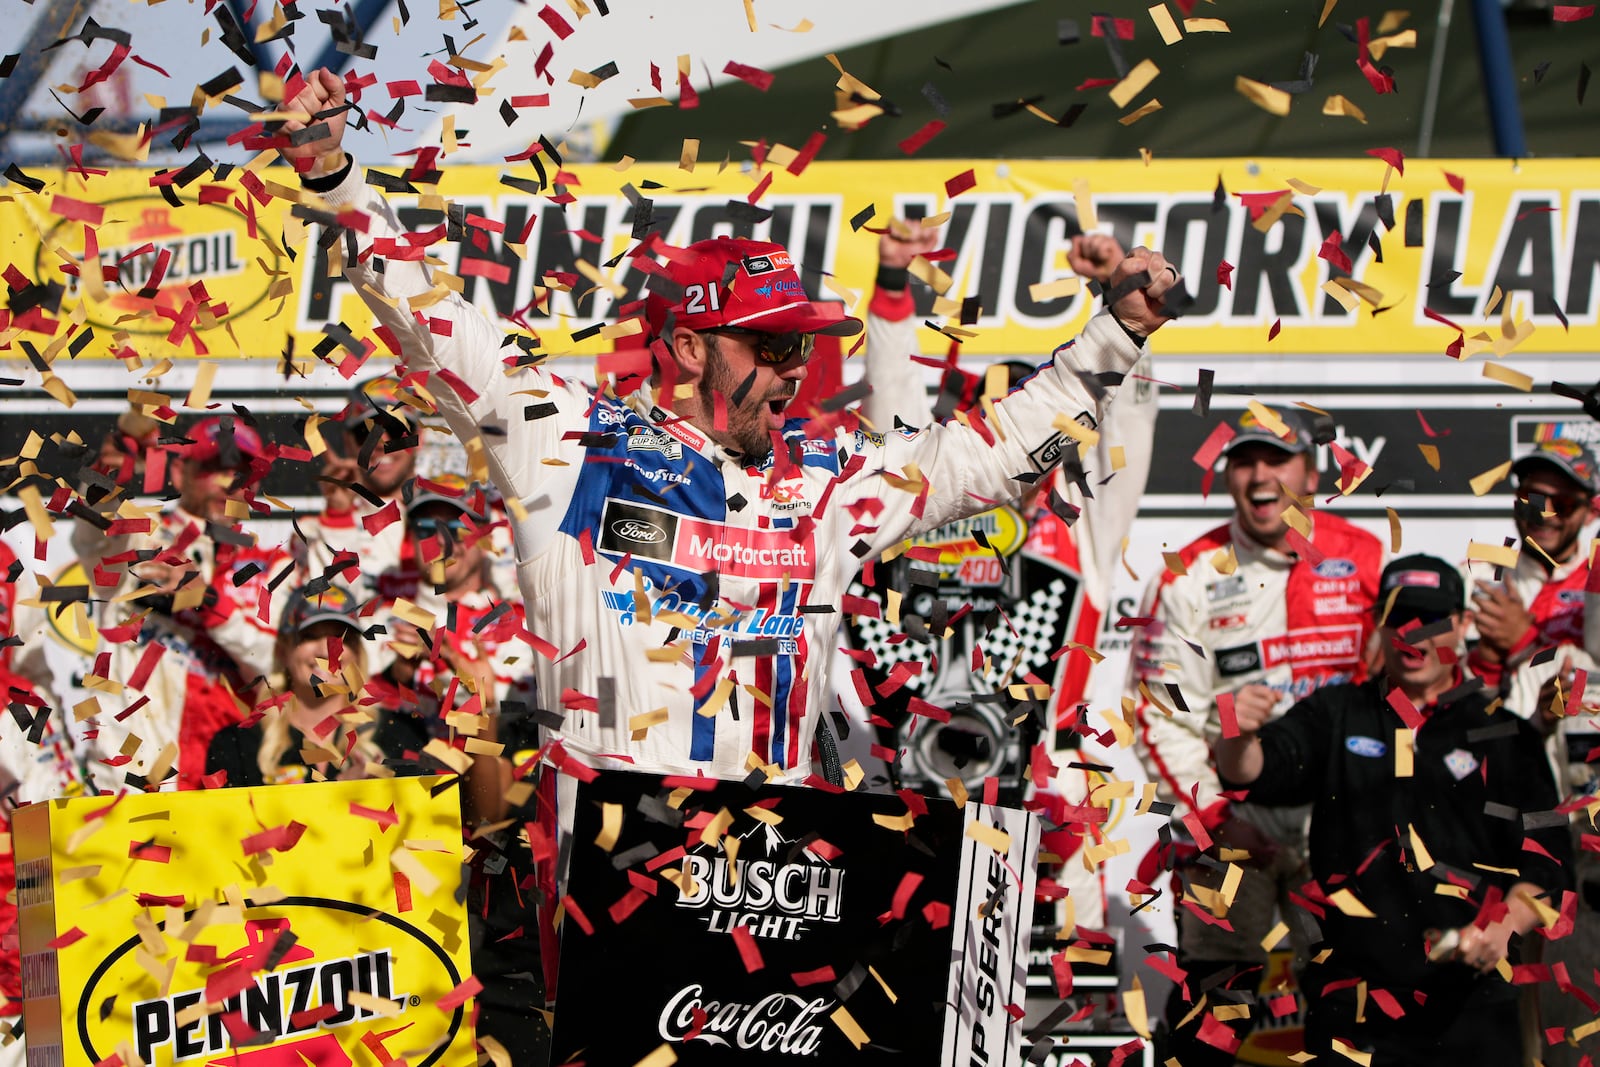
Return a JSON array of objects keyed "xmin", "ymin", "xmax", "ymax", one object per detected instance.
[
  {"xmin": 4, "ymin": 157, "xmax": 1596, "ymax": 359},
  {"xmin": 14, "ymin": 777, "xmax": 476, "ymax": 1067}
]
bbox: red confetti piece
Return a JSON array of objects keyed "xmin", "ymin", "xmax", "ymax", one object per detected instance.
[
  {"xmin": 923, "ymin": 900, "xmax": 951, "ymax": 929},
  {"xmin": 51, "ymin": 195, "xmax": 105, "ymax": 225},
  {"xmin": 792, "ymin": 965, "xmax": 836, "ymax": 986},
  {"xmin": 1317, "ymin": 230, "xmax": 1353, "ymax": 273},
  {"xmin": 1443, "ymin": 170, "xmax": 1466, "ymax": 194},
  {"xmin": 1217, "ymin": 260, "xmax": 1235, "ymax": 289},
  {"xmin": 1075, "ymin": 77, "xmax": 1121, "ymax": 91},
  {"xmin": 1196, "ymin": 1012, "xmax": 1242, "ymax": 1053},
  {"xmin": 361, "ymin": 499, "xmax": 401, "ymax": 534},
  {"xmin": 1366, "ymin": 146, "xmax": 1405, "ymax": 174},
  {"xmin": 1091, "ymin": 15, "xmax": 1137, "ymax": 39},
  {"xmin": 609, "ymin": 886, "xmax": 650, "ymax": 924},
  {"xmin": 436, "ymin": 975, "xmax": 483, "ymax": 1012},
  {"xmin": 1216, "ymin": 691, "xmax": 1239, "ymax": 738},
  {"xmin": 205, "ymin": 962, "xmax": 255, "ymax": 1004},
  {"xmin": 352, "ymin": 802, "xmax": 399, "ymax": 830},
  {"xmin": 897, "ymin": 120, "xmax": 947, "ymax": 155},
  {"xmin": 433, "ymin": 367, "xmax": 479, "ymax": 403},
  {"xmin": 730, "ymin": 926, "xmax": 765, "ymax": 972},
  {"xmin": 538, "ymin": 4, "xmax": 574, "ymax": 37},
  {"xmin": 562, "ymin": 894, "xmax": 595, "ymax": 935},
  {"xmin": 787, "ymin": 131, "xmax": 826, "ymax": 175},
  {"xmin": 723, "ymin": 61, "xmax": 775, "ymax": 91},
  {"xmin": 1554, "ymin": 4, "xmax": 1595, "ymax": 18},
  {"xmin": 890, "ymin": 872, "xmax": 924, "ymax": 919},
  {"xmin": 1267, "ymin": 318, "xmax": 1282, "ymax": 341},
  {"xmin": 747, "ymin": 170, "xmax": 773, "ymax": 205},
  {"xmin": 944, "ymin": 169, "xmax": 977, "ymax": 198},
  {"xmin": 393, "ymin": 870, "xmax": 413, "ymax": 912},
  {"xmin": 460, "ymin": 257, "xmax": 512, "ymax": 284},
  {"xmin": 48, "ymin": 927, "xmax": 86, "ymax": 949},
  {"xmin": 129, "ymin": 840, "xmax": 172, "ymax": 863},
  {"xmin": 1192, "ymin": 420, "xmax": 1236, "ymax": 469},
  {"xmin": 127, "ymin": 641, "xmax": 165, "ymax": 692},
  {"xmin": 1387, "ymin": 685, "xmax": 1424, "ymax": 729}
]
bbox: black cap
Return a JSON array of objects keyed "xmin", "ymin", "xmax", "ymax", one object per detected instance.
[
  {"xmin": 1511, "ymin": 431, "xmax": 1600, "ymax": 495},
  {"xmin": 280, "ymin": 584, "xmax": 365, "ymax": 639},
  {"xmin": 1377, "ymin": 554, "xmax": 1465, "ymax": 620},
  {"xmin": 404, "ymin": 473, "xmax": 489, "ymax": 521},
  {"xmin": 1222, "ymin": 406, "xmax": 1330, "ymax": 458}
]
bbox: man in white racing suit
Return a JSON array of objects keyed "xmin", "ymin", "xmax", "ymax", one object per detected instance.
[
  {"xmin": 281, "ymin": 66, "xmax": 1181, "ymax": 998},
  {"xmin": 1126, "ymin": 407, "xmax": 1384, "ymax": 1064}
]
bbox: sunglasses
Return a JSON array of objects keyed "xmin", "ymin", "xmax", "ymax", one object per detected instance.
[
  {"xmin": 410, "ymin": 516, "xmax": 469, "ymax": 539},
  {"xmin": 705, "ymin": 327, "xmax": 815, "ymax": 366},
  {"xmin": 1383, "ymin": 609, "xmax": 1454, "ymax": 632},
  {"xmin": 1514, "ymin": 490, "xmax": 1590, "ymax": 518}
]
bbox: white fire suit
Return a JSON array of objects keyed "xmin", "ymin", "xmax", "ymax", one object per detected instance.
[{"xmin": 317, "ymin": 160, "xmax": 1146, "ymax": 785}]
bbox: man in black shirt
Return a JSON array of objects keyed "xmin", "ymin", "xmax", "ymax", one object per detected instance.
[{"xmin": 1216, "ymin": 554, "xmax": 1571, "ymax": 1066}]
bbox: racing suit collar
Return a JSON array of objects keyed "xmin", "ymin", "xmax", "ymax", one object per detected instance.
[
  {"xmin": 1228, "ymin": 514, "xmax": 1300, "ymax": 569},
  {"xmin": 629, "ymin": 385, "xmax": 718, "ymax": 461}
]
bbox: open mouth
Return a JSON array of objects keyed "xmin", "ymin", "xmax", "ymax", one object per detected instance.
[{"xmin": 767, "ymin": 396, "xmax": 791, "ymax": 427}]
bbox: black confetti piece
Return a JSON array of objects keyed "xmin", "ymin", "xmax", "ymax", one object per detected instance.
[{"xmin": 1404, "ymin": 200, "xmax": 1424, "ymax": 247}]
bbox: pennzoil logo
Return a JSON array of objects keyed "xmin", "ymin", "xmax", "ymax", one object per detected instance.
[
  {"xmin": 77, "ymin": 899, "xmax": 465, "ymax": 1067},
  {"xmin": 38, "ymin": 195, "xmax": 277, "ymax": 336},
  {"xmin": 903, "ymin": 506, "xmax": 1029, "ymax": 586}
]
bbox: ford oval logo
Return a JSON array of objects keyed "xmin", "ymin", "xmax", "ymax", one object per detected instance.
[
  {"xmin": 1345, "ymin": 735, "xmax": 1388, "ymax": 758},
  {"xmin": 613, "ymin": 519, "xmax": 667, "ymax": 544},
  {"xmin": 1315, "ymin": 558, "xmax": 1357, "ymax": 579}
]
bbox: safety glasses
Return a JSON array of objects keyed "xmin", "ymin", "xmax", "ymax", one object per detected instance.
[{"xmin": 706, "ymin": 327, "xmax": 815, "ymax": 366}]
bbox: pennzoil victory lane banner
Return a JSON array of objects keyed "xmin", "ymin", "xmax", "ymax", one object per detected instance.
[
  {"xmin": 553, "ymin": 771, "xmax": 1039, "ymax": 1064},
  {"xmin": 2, "ymin": 157, "xmax": 1598, "ymax": 359}
]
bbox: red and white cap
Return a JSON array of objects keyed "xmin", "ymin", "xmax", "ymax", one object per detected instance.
[
  {"xmin": 176, "ymin": 416, "xmax": 265, "ymax": 468},
  {"xmin": 643, "ymin": 237, "xmax": 862, "ymax": 339}
]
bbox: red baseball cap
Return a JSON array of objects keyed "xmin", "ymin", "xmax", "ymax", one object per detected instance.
[
  {"xmin": 178, "ymin": 416, "xmax": 265, "ymax": 467},
  {"xmin": 643, "ymin": 237, "xmax": 862, "ymax": 339}
]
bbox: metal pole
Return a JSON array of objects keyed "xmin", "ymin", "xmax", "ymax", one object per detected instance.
[
  {"xmin": 1469, "ymin": 0, "xmax": 1529, "ymax": 156},
  {"xmin": 1417, "ymin": 0, "xmax": 1456, "ymax": 157}
]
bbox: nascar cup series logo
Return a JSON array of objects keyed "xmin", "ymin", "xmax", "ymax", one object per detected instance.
[{"xmin": 76, "ymin": 901, "xmax": 465, "ymax": 1067}]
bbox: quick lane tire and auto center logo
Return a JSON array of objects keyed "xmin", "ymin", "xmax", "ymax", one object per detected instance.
[{"xmin": 75, "ymin": 899, "xmax": 464, "ymax": 1067}]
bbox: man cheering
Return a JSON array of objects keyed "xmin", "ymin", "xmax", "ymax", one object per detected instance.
[{"xmin": 279, "ymin": 66, "xmax": 1181, "ymax": 790}]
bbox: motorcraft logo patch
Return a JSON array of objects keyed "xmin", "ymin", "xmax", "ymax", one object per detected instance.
[
  {"xmin": 741, "ymin": 251, "xmax": 793, "ymax": 277},
  {"xmin": 600, "ymin": 499, "xmax": 678, "ymax": 562}
]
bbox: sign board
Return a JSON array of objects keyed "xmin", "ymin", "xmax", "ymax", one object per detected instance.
[
  {"xmin": 552, "ymin": 771, "xmax": 1040, "ymax": 1064},
  {"xmin": 2, "ymin": 158, "xmax": 1597, "ymax": 361},
  {"xmin": 14, "ymin": 778, "xmax": 476, "ymax": 1067}
]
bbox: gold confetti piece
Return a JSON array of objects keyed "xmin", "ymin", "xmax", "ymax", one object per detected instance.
[
  {"xmin": 1260, "ymin": 921, "xmax": 1290, "ymax": 951},
  {"xmin": 1162, "ymin": 552, "xmax": 1189, "ymax": 576},
  {"xmin": 1236, "ymin": 76, "xmax": 1291, "ymax": 116},
  {"xmin": 945, "ymin": 777, "xmax": 969, "ymax": 806},
  {"xmin": 1220, "ymin": 861, "xmax": 1244, "ymax": 905},
  {"xmin": 1323, "ymin": 95, "xmax": 1369, "ymax": 123},
  {"xmin": 1417, "ymin": 443, "xmax": 1440, "ymax": 471},
  {"xmin": 742, "ymin": 0, "xmax": 757, "ymax": 31},
  {"xmin": 1332, "ymin": 1038, "xmax": 1372, "ymax": 1065},
  {"xmin": 1517, "ymin": 886, "xmax": 1562, "ymax": 928},
  {"xmin": 348, "ymin": 991, "xmax": 404, "ymax": 1018},
  {"xmin": 1118, "ymin": 99, "xmax": 1163, "ymax": 125},
  {"xmin": 873, "ymin": 811, "xmax": 916, "ymax": 832},
  {"xmin": 1469, "ymin": 460, "xmax": 1513, "ymax": 496},
  {"xmin": 1286, "ymin": 178, "xmax": 1324, "ymax": 196},
  {"xmin": 1368, "ymin": 28, "xmax": 1417, "ymax": 61},
  {"xmin": 596, "ymin": 802, "xmax": 622, "ymax": 852},
  {"xmin": 1482, "ymin": 362, "xmax": 1533, "ymax": 391},
  {"xmin": 908, "ymin": 255, "xmax": 953, "ymax": 295},
  {"xmin": 391, "ymin": 598, "xmax": 437, "ymax": 629},
  {"xmin": 18, "ymin": 485, "xmax": 54, "ymax": 543},
  {"xmin": 1405, "ymin": 824, "xmax": 1435, "ymax": 871},
  {"xmin": 679, "ymin": 138, "xmax": 699, "ymax": 172},
  {"xmin": 390, "ymin": 848, "xmax": 442, "ymax": 896},
  {"xmin": 1377, "ymin": 9, "xmax": 1410, "ymax": 32},
  {"xmin": 628, "ymin": 98, "xmax": 673, "ymax": 109},
  {"xmin": 1386, "ymin": 507, "xmax": 1403, "ymax": 552},
  {"xmin": 628, "ymin": 708, "xmax": 670, "ymax": 735},
  {"xmin": 1320, "ymin": 280, "xmax": 1360, "ymax": 313},
  {"xmin": 1184, "ymin": 17, "xmax": 1229, "ymax": 31},
  {"xmin": 1394, "ymin": 728, "xmax": 1414, "ymax": 777},
  {"xmin": 832, "ymin": 1006, "xmax": 869, "ymax": 1049},
  {"xmin": 867, "ymin": 965, "xmax": 898, "ymax": 1004},
  {"xmin": 1320, "ymin": 0, "xmax": 1340, "ymax": 25},
  {"xmin": 1029, "ymin": 277, "xmax": 1082, "ymax": 302},
  {"xmin": 633, "ymin": 1045, "xmax": 678, "ymax": 1067},
  {"xmin": 1070, "ymin": 177, "xmax": 1099, "ymax": 232},
  {"xmin": 1052, "ymin": 412, "xmax": 1102, "ymax": 448},
  {"xmin": 1123, "ymin": 975, "xmax": 1151, "ymax": 1038},
  {"xmin": 1468, "ymin": 541, "xmax": 1520, "ymax": 568},
  {"xmin": 966, "ymin": 821, "xmax": 1012, "ymax": 854},
  {"xmin": 1149, "ymin": 3, "xmax": 1183, "ymax": 43},
  {"xmin": 1328, "ymin": 888, "xmax": 1376, "ymax": 917},
  {"xmin": 1109, "ymin": 59, "xmax": 1160, "ymax": 108},
  {"xmin": 700, "ymin": 807, "xmax": 734, "ymax": 847}
]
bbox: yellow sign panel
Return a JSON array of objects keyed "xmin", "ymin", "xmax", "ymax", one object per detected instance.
[
  {"xmin": 3, "ymin": 158, "xmax": 1596, "ymax": 358},
  {"xmin": 14, "ymin": 777, "xmax": 475, "ymax": 1067}
]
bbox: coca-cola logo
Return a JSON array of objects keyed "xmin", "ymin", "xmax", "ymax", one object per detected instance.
[
  {"xmin": 612, "ymin": 518, "xmax": 667, "ymax": 544},
  {"xmin": 658, "ymin": 984, "xmax": 831, "ymax": 1055}
]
